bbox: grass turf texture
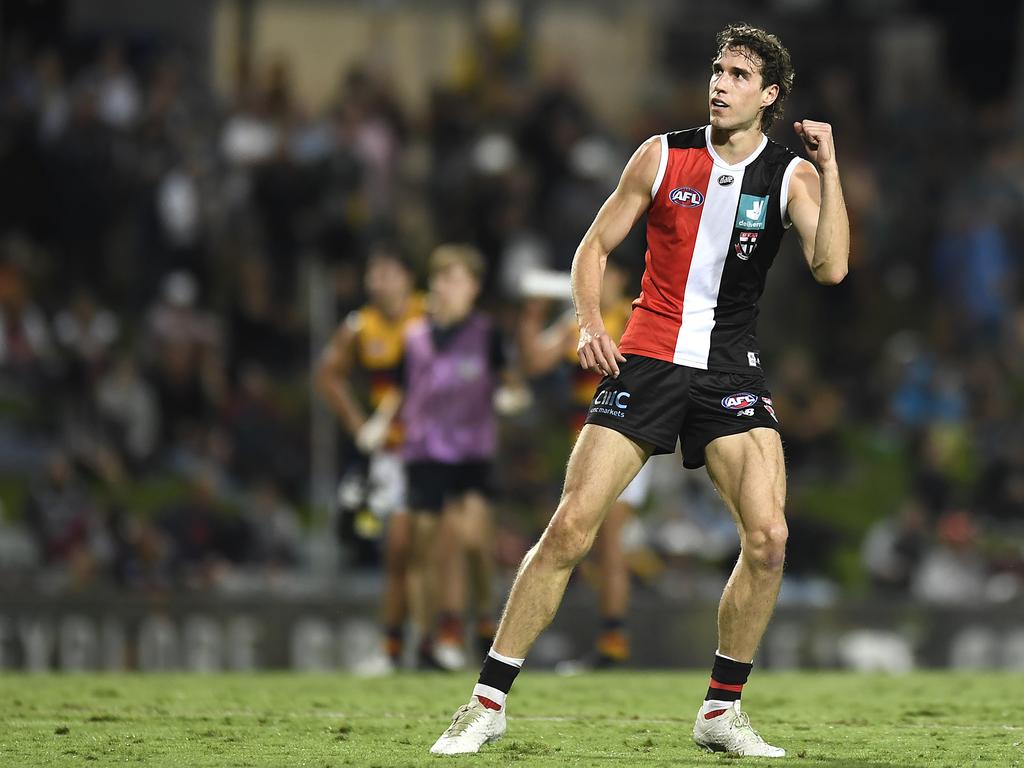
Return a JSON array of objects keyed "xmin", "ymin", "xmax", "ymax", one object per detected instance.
[{"xmin": 0, "ymin": 671, "xmax": 1019, "ymax": 767}]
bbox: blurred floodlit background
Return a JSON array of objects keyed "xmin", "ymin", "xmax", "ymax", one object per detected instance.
[{"xmin": 0, "ymin": 0, "xmax": 1023, "ymax": 671}]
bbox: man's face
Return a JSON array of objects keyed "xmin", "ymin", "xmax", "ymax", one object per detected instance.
[
  {"xmin": 430, "ymin": 262, "xmax": 479, "ymax": 320},
  {"xmin": 709, "ymin": 47, "xmax": 778, "ymax": 131},
  {"xmin": 365, "ymin": 255, "xmax": 411, "ymax": 308}
]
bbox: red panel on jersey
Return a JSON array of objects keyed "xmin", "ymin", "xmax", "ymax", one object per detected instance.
[{"xmin": 619, "ymin": 146, "xmax": 714, "ymax": 362}]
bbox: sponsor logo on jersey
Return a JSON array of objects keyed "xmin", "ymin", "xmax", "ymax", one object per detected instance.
[
  {"xmin": 735, "ymin": 194, "xmax": 769, "ymax": 230},
  {"xmin": 669, "ymin": 187, "xmax": 705, "ymax": 207},
  {"xmin": 721, "ymin": 392, "xmax": 759, "ymax": 410},
  {"xmin": 718, "ymin": 174, "xmax": 734, "ymax": 186},
  {"xmin": 735, "ymin": 231, "xmax": 759, "ymax": 260},
  {"xmin": 747, "ymin": 351, "xmax": 761, "ymax": 368}
]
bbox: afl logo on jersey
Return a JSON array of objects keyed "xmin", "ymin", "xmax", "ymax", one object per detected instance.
[
  {"xmin": 669, "ymin": 187, "xmax": 704, "ymax": 207},
  {"xmin": 721, "ymin": 392, "xmax": 759, "ymax": 410}
]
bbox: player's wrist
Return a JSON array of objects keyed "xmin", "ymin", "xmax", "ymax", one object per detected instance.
[
  {"xmin": 577, "ymin": 313, "xmax": 604, "ymax": 333},
  {"xmin": 818, "ymin": 161, "xmax": 840, "ymax": 178}
]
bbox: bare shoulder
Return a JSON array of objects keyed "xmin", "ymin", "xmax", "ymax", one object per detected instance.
[
  {"xmin": 792, "ymin": 158, "xmax": 819, "ymax": 183},
  {"xmin": 620, "ymin": 135, "xmax": 663, "ymax": 194},
  {"xmin": 789, "ymin": 159, "xmax": 820, "ymax": 203}
]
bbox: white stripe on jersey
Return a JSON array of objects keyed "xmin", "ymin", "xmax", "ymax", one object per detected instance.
[
  {"xmin": 672, "ymin": 166, "xmax": 745, "ymax": 368},
  {"xmin": 651, "ymin": 134, "xmax": 669, "ymax": 199},
  {"xmin": 780, "ymin": 156, "xmax": 806, "ymax": 229}
]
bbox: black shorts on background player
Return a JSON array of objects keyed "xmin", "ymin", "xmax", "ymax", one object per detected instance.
[
  {"xmin": 584, "ymin": 354, "xmax": 780, "ymax": 469},
  {"xmin": 406, "ymin": 461, "xmax": 494, "ymax": 513}
]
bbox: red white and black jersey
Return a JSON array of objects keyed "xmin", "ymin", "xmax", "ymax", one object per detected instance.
[{"xmin": 618, "ymin": 125, "xmax": 805, "ymax": 373}]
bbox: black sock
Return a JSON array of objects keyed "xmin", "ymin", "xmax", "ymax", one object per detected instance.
[
  {"xmin": 472, "ymin": 650, "xmax": 523, "ymax": 710},
  {"xmin": 705, "ymin": 653, "xmax": 752, "ymax": 705}
]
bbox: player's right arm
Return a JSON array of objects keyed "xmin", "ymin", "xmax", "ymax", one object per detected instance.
[
  {"xmin": 571, "ymin": 136, "xmax": 661, "ymax": 378},
  {"xmin": 314, "ymin": 314, "xmax": 368, "ymax": 436}
]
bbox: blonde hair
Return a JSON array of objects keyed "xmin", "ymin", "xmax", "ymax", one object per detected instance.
[{"xmin": 429, "ymin": 243, "xmax": 485, "ymax": 281}]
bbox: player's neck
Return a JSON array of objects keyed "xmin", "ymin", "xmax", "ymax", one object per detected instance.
[
  {"xmin": 708, "ymin": 123, "xmax": 765, "ymax": 165},
  {"xmin": 378, "ymin": 294, "xmax": 409, "ymax": 322},
  {"xmin": 431, "ymin": 307, "xmax": 472, "ymax": 328}
]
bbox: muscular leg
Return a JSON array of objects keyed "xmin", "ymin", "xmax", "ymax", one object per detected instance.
[
  {"xmin": 595, "ymin": 499, "xmax": 633, "ymax": 619},
  {"xmin": 492, "ymin": 425, "xmax": 651, "ymax": 658},
  {"xmin": 704, "ymin": 428, "xmax": 787, "ymax": 662}
]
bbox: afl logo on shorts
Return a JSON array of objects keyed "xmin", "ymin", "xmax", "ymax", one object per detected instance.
[
  {"xmin": 721, "ymin": 392, "xmax": 759, "ymax": 410},
  {"xmin": 669, "ymin": 187, "xmax": 705, "ymax": 207}
]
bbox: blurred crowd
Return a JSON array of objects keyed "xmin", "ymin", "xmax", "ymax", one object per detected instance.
[{"xmin": 0, "ymin": 5, "xmax": 1022, "ymax": 605}]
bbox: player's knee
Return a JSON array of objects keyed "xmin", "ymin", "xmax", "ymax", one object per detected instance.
[
  {"xmin": 743, "ymin": 522, "xmax": 788, "ymax": 572},
  {"xmin": 538, "ymin": 500, "xmax": 596, "ymax": 568}
]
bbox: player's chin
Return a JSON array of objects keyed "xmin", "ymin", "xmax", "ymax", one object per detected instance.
[{"xmin": 708, "ymin": 113, "xmax": 738, "ymax": 130}]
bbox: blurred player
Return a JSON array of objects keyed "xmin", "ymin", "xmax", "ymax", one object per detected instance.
[
  {"xmin": 315, "ymin": 243, "xmax": 425, "ymax": 670},
  {"xmin": 518, "ymin": 259, "xmax": 650, "ymax": 667},
  {"xmin": 361, "ymin": 244, "xmax": 514, "ymax": 671},
  {"xmin": 432, "ymin": 23, "xmax": 849, "ymax": 758}
]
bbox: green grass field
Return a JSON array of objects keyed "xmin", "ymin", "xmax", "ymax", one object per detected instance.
[{"xmin": 0, "ymin": 671, "xmax": 1020, "ymax": 767}]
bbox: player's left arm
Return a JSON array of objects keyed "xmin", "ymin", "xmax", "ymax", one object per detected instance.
[{"xmin": 788, "ymin": 119, "xmax": 850, "ymax": 285}]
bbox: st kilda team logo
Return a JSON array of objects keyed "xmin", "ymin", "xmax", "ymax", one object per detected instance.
[{"xmin": 735, "ymin": 231, "xmax": 759, "ymax": 260}]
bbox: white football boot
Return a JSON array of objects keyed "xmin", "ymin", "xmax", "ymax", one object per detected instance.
[
  {"xmin": 432, "ymin": 641, "xmax": 467, "ymax": 672},
  {"xmin": 429, "ymin": 698, "xmax": 506, "ymax": 755},
  {"xmin": 693, "ymin": 701, "xmax": 785, "ymax": 758}
]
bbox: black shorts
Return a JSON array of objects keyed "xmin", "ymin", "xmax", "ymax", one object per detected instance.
[
  {"xmin": 405, "ymin": 460, "xmax": 493, "ymax": 514},
  {"xmin": 584, "ymin": 355, "xmax": 781, "ymax": 469}
]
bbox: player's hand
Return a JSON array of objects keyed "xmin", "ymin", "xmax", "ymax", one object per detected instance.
[
  {"xmin": 494, "ymin": 384, "xmax": 533, "ymax": 415},
  {"xmin": 794, "ymin": 120, "xmax": 837, "ymax": 171},
  {"xmin": 577, "ymin": 322, "xmax": 626, "ymax": 378},
  {"xmin": 355, "ymin": 413, "xmax": 389, "ymax": 454}
]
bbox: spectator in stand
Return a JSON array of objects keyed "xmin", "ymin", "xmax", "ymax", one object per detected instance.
[
  {"xmin": 862, "ymin": 498, "xmax": 929, "ymax": 595},
  {"xmin": 227, "ymin": 256, "xmax": 294, "ymax": 379},
  {"xmin": 146, "ymin": 271, "xmax": 224, "ymax": 456},
  {"xmin": 156, "ymin": 466, "xmax": 249, "ymax": 589},
  {"xmin": 92, "ymin": 43, "xmax": 141, "ymax": 131},
  {"xmin": 243, "ymin": 481, "xmax": 304, "ymax": 569},
  {"xmin": 770, "ymin": 347, "xmax": 843, "ymax": 476},
  {"xmin": 225, "ymin": 362, "xmax": 302, "ymax": 496},
  {"xmin": 913, "ymin": 510, "xmax": 987, "ymax": 605},
  {"xmin": 53, "ymin": 288, "xmax": 119, "ymax": 389},
  {"xmin": 95, "ymin": 354, "xmax": 161, "ymax": 472},
  {"xmin": 25, "ymin": 452, "xmax": 112, "ymax": 586}
]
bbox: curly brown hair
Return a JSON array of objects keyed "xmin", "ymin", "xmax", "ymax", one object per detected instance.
[{"xmin": 713, "ymin": 23, "xmax": 794, "ymax": 131}]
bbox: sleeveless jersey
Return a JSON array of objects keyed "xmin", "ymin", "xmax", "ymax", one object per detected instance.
[
  {"xmin": 618, "ymin": 125, "xmax": 804, "ymax": 373},
  {"xmin": 400, "ymin": 312, "xmax": 498, "ymax": 464},
  {"xmin": 350, "ymin": 293, "xmax": 426, "ymax": 407},
  {"xmin": 347, "ymin": 293, "xmax": 426, "ymax": 448}
]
